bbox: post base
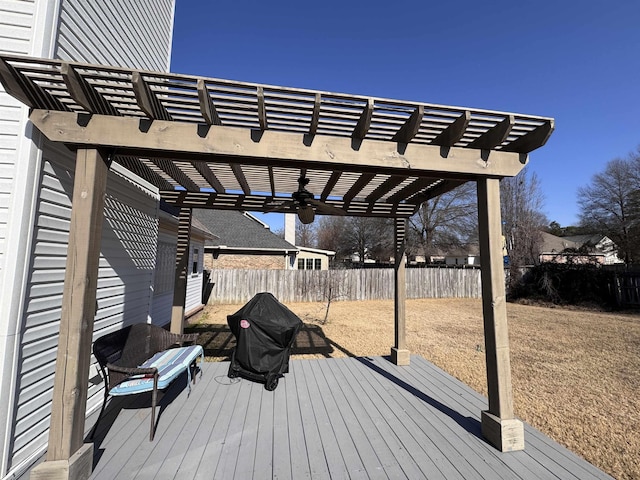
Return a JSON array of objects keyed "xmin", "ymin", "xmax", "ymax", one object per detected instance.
[
  {"xmin": 481, "ymin": 411, "xmax": 525, "ymax": 452},
  {"xmin": 390, "ymin": 347, "xmax": 410, "ymax": 365},
  {"xmin": 31, "ymin": 443, "xmax": 93, "ymax": 480}
]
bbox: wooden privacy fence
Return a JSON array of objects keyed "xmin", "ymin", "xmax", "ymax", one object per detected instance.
[
  {"xmin": 613, "ymin": 271, "xmax": 640, "ymax": 307},
  {"xmin": 205, "ymin": 267, "xmax": 482, "ymax": 304}
]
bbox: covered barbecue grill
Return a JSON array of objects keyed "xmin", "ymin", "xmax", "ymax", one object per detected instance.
[{"xmin": 227, "ymin": 292, "xmax": 303, "ymax": 390}]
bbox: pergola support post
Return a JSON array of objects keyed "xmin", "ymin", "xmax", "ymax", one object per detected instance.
[
  {"xmin": 170, "ymin": 208, "xmax": 192, "ymax": 334},
  {"xmin": 476, "ymin": 178, "xmax": 524, "ymax": 452},
  {"xmin": 31, "ymin": 149, "xmax": 110, "ymax": 480},
  {"xmin": 390, "ymin": 218, "xmax": 410, "ymax": 365}
]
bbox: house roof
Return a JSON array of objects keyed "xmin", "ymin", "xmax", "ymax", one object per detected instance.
[
  {"xmin": 561, "ymin": 234, "xmax": 607, "ymax": 246},
  {"xmin": 0, "ymin": 55, "xmax": 554, "ymax": 220},
  {"xmin": 539, "ymin": 231, "xmax": 581, "ymax": 253},
  {"xmin": 193, "ymin": 209, "xmax": 295, "ymax": 251}
]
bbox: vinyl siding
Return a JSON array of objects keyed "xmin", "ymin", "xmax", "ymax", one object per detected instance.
[
  {"xmin": 1, "ymin": 0, "xmax": 176, "ymax": 475},
  {"xmin": 0, "ymin": 0, "xmax": 35, "ymax": 56},
  {"xmin": 151, "ymin": 231, "xmax": 205, "ymax": 326},
  {"xmin": 10, "ymin": 141, "xmax": 160, "ymax": 469},
  {"xmin": 55, "ymin": 0, "xmax": 175, "ymax": 70},
  {"xmin": 0, "ymin": 0, "xmax": 35, "ymax": 276}
]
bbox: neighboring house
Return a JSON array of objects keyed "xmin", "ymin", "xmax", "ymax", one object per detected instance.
[
  {"xmin": 296, "ymin": 246, "xmax": 335, "ymax": 270},
  {"xmin": 193, "ymin": 209, "xmax": 298, "ymax": 270},
  {"xmin": 539, "ymin": 232, "xmax": 624, "ymax": 265},
  {"xmin": 283, "ymin": 214, "xmax": 335, "ymax": 270},
  {"xmin": 408, "ymin": 244, "xmax": 480, "ymax": 266},
  {"xmin": 561, "ymin": 234, "xmax": 624, "ymax": 265},
  {"xmin": 443, "ymin": 244, "xmax": 481, "ymax": 266},
  {"xmin": 0, "ymin": 1, "xmax": 177, "ymax": 478}
]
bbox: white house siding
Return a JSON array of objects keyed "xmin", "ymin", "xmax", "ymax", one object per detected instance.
[
  {"xmin": 0, "ymin": 2, "xmax": 62, "ymax": 478},
  {"xmin": 0, "ymin": 0, "xmax": 177, "ymax": 476},
  {"xmin": 151, "ymin": 225, "xmax": 206, "ymax": 326},
  {"xmin": 151, "ymin": 229, "xmax": 177, "ymax": 327},
  {"xmin": 55, "ymin": 0, "xmax": 175, "ymax": 70},
  {"xmin": 8, "ymin": 140, "xmax": 159, "ymax": 471},
  {"xmin": 186, "ymin": 240, "xmax": 205, "ymax": 315}
]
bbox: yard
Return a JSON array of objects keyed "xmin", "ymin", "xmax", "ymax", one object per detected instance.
[{"xmin": 189, "ymin": 299, "xmax": 639, "ymax": 480}]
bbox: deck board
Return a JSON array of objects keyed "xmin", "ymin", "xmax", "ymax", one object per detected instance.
[{"xmin": 21, "ymin": 355, "xmax": 614, "ymax": 480}]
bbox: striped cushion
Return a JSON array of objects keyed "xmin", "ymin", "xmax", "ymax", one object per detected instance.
[{"xmin": 110, "ymin": 345, "xmax": 204, "ymax": 396}]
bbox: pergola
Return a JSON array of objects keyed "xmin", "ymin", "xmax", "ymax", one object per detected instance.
[{"xmin": 0, "ymin": 55, "xmax": 553, "ymax": 480}]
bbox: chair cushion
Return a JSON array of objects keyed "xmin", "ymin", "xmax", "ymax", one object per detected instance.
[{"xmin": 110, "ymin": 345, "xmax": 204, "ymax": 396}]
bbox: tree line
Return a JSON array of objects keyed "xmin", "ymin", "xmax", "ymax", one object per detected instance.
[{"xmin": 286, "ymin": 145, "xmax": 640, "ymax": 268}]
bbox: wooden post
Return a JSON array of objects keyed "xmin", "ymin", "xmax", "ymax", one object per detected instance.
[
  {"xmin": 31, "ymin": 149, "xmax": 110, "ymax": 480},
  {"xmin": 476, "ymin": 178, "xmax": 524, "ymax": 452},
  {"xmin": 170, "ymin": 208, "xmax": 192, "ymax": 334},
  {"xmin": 391, "ymin": 218, "xmax": 410, "ymax": 365}
]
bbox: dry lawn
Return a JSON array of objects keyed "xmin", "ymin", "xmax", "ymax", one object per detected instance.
[{"xmin": 190, "ymin": 299, "xmax": 640, "ymax": 480}]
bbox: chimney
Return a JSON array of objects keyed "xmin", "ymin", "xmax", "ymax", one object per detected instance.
[{"xmin": 284, "ymin": 213, "xmax": 296, "ymax": 245}]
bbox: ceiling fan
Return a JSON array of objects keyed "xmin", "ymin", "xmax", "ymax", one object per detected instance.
[{"xmin": 268, "ymin": 176, "xmax": 346, "ymax": 224}]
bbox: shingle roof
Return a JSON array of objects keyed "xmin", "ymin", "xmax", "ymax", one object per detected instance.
[
  {"xmin": 192, "ymin": 209, "xmax": 295, "ymax": 251},
  {"xmin": 540, "ymin": 232, "xmax": 581, "ymax": 253}
]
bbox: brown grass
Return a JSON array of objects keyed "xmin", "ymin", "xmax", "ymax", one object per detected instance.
[{"xmin": 189, "ymin": 299, "xmax": 640, "ymax": 480}]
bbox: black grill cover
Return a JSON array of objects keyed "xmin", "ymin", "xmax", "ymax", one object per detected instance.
[{"xmin": 227, "ymin": 292, "xmax": 302, "ymax": 390}]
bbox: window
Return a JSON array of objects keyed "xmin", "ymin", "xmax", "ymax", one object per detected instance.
[
  {"xmin": 298, "ymin": 257, "xmax": 323, "ymax": 270},
  {"xmin": 192, "ymin": 248, "xmax": 199, "ymax": 274}
]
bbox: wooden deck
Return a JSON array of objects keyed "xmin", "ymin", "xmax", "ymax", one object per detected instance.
[{"xmin": 29, "ymin": 356, "xmax": 612, "ymax": 479}]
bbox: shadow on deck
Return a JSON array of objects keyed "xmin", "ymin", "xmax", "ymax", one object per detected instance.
[
  {"xmin": 186, "ymin": 322, "xmax": 355, "ymax": 359},
  {"xmin": 71, "ymin": 354, "xmax": 612, "ymax": 480}
]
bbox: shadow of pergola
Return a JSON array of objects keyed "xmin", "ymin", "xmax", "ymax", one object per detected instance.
[{"xmin": 185, "ymin": 322, "xmax": 356, "ymax": 359}]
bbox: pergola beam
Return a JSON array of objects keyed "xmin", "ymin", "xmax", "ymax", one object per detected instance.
[
  {"xmin": 132, "ymin": 71, "xmax": 171, "ymax": 121},
  {"xmin": 320, "ymin": 171, "xmax": 342, "ymax": 201},
  {"xmin": 0, "ymin": 57, "xmax": 67, "ymax": 111},
  {"xmin": 30, "ymin": 111, "xmax": 529, "ymax": 179},
  {"xmin": 257, "ymin": 86, "xmax": 267, "ymax": 130},
  {"xmin": 116, "ymin": 155, "xmax": 174, "ymax": 191},
  {"xmin": 192, "ymin": 161, "xmax": 225, "ymax": 192},
  {"xmin": 61, "ymin": 62, "xmax": 119, "ymax": 116},
  {"xmin": 352, "ymin": 99, "xmax": 374, "ymax": 140},
  {"xmin": 431, "ymin": 111, "xmax": 470, "ymax": 146},
  {"xmin": 309, "ymin": 93, "xmax": 321, "ymax": 136},
  {"xmin": 501, "ymin": 119, "xmax": 554, "ymax": 153},
  {"xmin": 468, "ymin": 115, "xmax": 514, "ymax": 150},
  {"xmin": 343, "ymin": 173, "xmax": 375, "ymax": 204},
  {"xmin": 197, "ymin": 79, "xmax": 222, "ymax": 125},
  {"xmin": 153, "ymin": 158, "xmax": 200, "ymax": 191},
  {"xmin": 393, "ymin": 105, "xmax": 424, "ymax": 143}
]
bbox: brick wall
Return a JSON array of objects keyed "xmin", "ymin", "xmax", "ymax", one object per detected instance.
[{"xmin": 204, "ymin": 253, "xmax": 287, "ymax": 270}]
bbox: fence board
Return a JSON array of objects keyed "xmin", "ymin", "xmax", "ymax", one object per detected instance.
[{"xmin": 205, "ymin": 267, "xmax": 482, "ymax": 304}]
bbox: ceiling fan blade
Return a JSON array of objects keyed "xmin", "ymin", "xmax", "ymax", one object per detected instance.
[
  {"xmin": 308, "ymin": 199, "xmax": 346, "ymax": 216},
  {"xmin": 265, "ymin": 199, "xmax": 296, "ymax": 212}
]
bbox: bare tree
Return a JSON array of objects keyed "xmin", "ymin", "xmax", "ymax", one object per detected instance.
[
  {"xmin": 316, "ymin": 215, "xmax": 393, "ymax": 264},
  {"xmin": 578, "ymin": 149, "xmax": 640, "ymax": 264},
  {"xmin": 500, "ymin": 168, "xmax": 548, "ymax": 268},
  {"xmin": 407, "ymin": 182, "xmax": 478, "ymax": 262},
  {"xmin": 316, "ymin": 216, "xmax": 347, "ymax": 255},
  {"xmin": 296, "ymin": 217, "xmax": 316, "ymax": 247}
]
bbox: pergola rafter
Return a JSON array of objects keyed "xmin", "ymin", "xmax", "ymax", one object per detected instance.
[{"xmin": 0, "ymin": 54, "xmax": 554, "ymax": 480}]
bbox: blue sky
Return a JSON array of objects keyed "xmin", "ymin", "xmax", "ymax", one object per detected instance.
[{"xmin": 170, "ymin": 1, "xmax": 640, "ymax": 232}]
